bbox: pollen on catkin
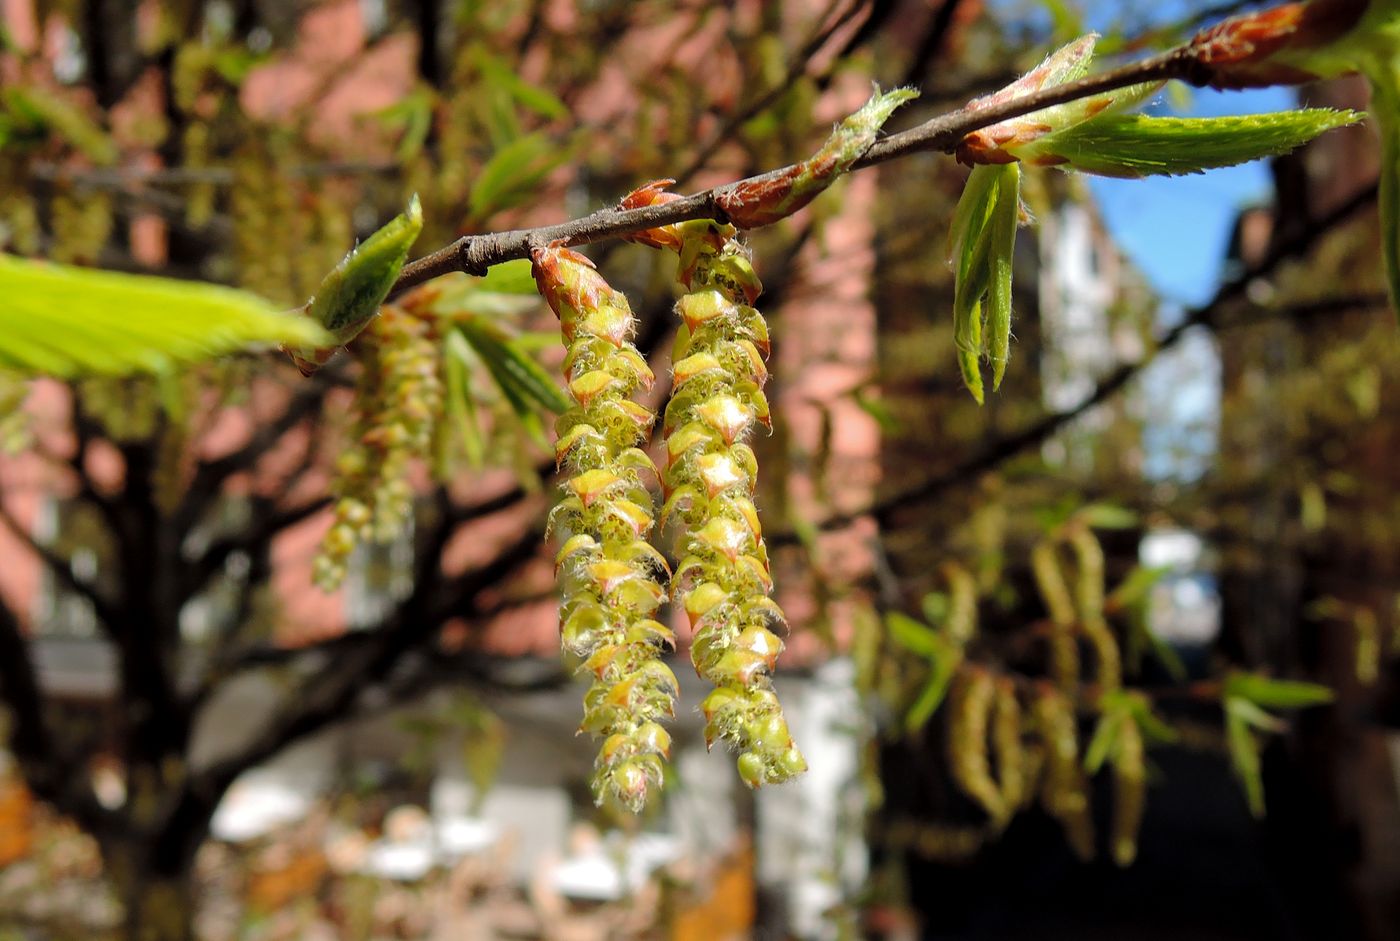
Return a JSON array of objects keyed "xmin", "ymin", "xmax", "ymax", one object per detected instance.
[
  {"xmin": 653, "ymin": 217, "xmax": 805, "ymax": 788},
  {"xmin": 533, "ymin": 245, "xmax": 677, "ymax": 814}
]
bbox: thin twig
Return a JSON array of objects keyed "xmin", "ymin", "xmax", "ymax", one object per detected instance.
[{"xmin": 387, "ymin": 49, "xmax": 1193, "ymax": 299}]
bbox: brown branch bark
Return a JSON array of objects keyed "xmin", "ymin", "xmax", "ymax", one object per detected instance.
[
  {"xmin": 0, "ymin": 592, "xmax": 111, "ymax": 832},
  {"xmin": 388, "ymin": 48, "xmax": 1195, "ymax": 299}
]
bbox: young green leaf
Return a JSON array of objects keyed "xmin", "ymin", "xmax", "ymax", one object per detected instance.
[
  {"xmin": 310, "ymin": 196, "xmax": 424, "ymax": 335},
  {"xmin": 950, "ymin": 162, "xmax": 1023, "ymax": 401},
  {"xmin": 986, "ymin": 163, "xmax": 1021, "ymax": 392},
  {"xmin": 1224, "ymin": 671, "xmax": 1336, "ymax": 709},
  {"xmin": 0, "ymin": 254, "xmax": 327, "ymax": 378},
  {"xmin": 905, "ymin": 644, "xmax": 963, "ymax": 732},
  {"xmin": 717, "ymin": 86, "xmax": 917, "ymax": 228},
  {"xmin": 1012, "ymin": 109, "xmax": 1362, "ymax": 178},
  {"xmin": 1083, "ymin": 707, "xmax": 1123, "ymax": 775},
  {"xmin": 469, "ymin": 132, "xmax": 575, "ymax": 222},
  {"xmin": 1079, "ymin": 502, "xmax": 1138, "ymax": 530},
  {"xmin": 950, "ymin": 166, "xmax": 1001, "ymax": 404},
  {"xmin": 1226, "ymin": 709, "xmax": 1266, "ymax": 818},
  {"xmin": 885, "ymin": 611, "xmax": 942, "ymax": 659},
  {"xmin": 3, "ymin": 86, "xmax": 118, "ymax": 164},
  {"xmin": 458, "ymin": 320, "xmax": 572, "ymax": 416},
  {"xmin": 287, "ymin": 196, "xmax": 424, "ymax": 374},
  {"xmin": 443, "ymin": 330, "xmax": 486, "ymax": 469}
]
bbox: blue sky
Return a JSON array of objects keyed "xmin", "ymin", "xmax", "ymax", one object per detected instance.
[
  {"xmin": 988, "ymin": 0, "xmax": 1297, "ymax": 305},
  {"xmin": 1090, "ymin": 86, "xmax": 1296, "ymax": 307}
]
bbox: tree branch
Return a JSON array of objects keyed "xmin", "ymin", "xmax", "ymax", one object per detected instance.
[
  {"xmin": 0, "ymin": 592, "xmax": 111, "ymax": 832},
  {"xmin": 0, "ymin": 498, "xmax": 121, "ymax": 630},
  {"xmin": 388, "ymin": 48, "xmax": 1193, "ymax": 299},
  {"xmin": 190, "ymin": 524, "xmax": 540, "ymax": 802}
]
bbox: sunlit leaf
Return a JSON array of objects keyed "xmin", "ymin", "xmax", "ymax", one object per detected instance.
[
  {"xmin": 1015, "ymin": 109, "xmax": 1362, "ymax": 178},
  {"xmin": 0, "ymin": 255, "xmax": 327, "ymax": 378}
]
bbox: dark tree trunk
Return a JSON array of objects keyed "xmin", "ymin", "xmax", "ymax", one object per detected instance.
[
  {"xmin": 100, "ymin": 775, "xmax": 223, "ymax": 941},
  {"xmin": 105, "ymin": 840, "xmax": 198, "ymax": 941}
]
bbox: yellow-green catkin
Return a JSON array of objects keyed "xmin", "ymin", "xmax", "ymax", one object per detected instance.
[
  {"xmin": 1111, "ymin": 712, "xmax": 1145, "ymax": 866},
  {"xmin": 315, "ymin": 307, "xmax": 442, "ymax": 590},
  {"xmin": 947, "ymin": 667, "xmax": 1005, "ymax": 825},
  {"xmin": 534, "ymin": 246, "xmax": 677, "ymax": 813},
  {"xmin": 1069, "ymin": 526, "xmax": 1121, "ymax": 692},
  {"xmin": 1033, "ymin": 685, "xmax": 1095, "ymax": 860},
  {"xmin": 0, "ymin": 157, "xmax": 41, "ymax": 256},
  {"xmin": 658, "ymin": 220, "xmax": 805, "ymax": 789},
  {"xmin": 992, "ymin": 676, "xmax": 1025, "ymax": 814},
  {"xmin": 1031, "ymin": 540, "xmax": 1081, "ymax": 695},
  {"xmin": 943, "ymin": 561, "xmax": 979, "ymax": 647}
]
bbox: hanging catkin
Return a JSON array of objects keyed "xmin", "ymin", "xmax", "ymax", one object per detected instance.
[{"xmin": 534, "ymin": 246, "xmax": 677, "ymax": 812}]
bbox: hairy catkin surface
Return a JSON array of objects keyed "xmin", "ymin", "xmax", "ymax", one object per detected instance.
[
  {"xmin": 656, "ymin": 220, "xmax": 807, "ymax": 789},
  {"xmin": 534, "ymin": 247, "xmax": 677, "ymax": 813}
]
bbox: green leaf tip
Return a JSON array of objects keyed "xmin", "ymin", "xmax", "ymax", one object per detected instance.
[
  {"xmin": 1016, "ymin": 109, "xmax": 1364, "ymax": 178},
  {"xmin": 309, "ymin": 194, "xmax": 424, "ymax": 336},
  {"xmin": 0, "ymin": 254, "xmax": 328, "ymax": 378},
  {"xmin": 949, "ymin": 163, "xmax": 1021, "ymax": 403}
]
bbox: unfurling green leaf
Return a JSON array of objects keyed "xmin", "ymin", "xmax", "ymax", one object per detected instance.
[
  {"xmin": 1011, "ymin": 109, "xmax": 1363, "ymax": 178},
  {"xmin": 949, "ymin": 163, "xmax": 1022, "ymax": 402},
  {"xmin": 0, "ymin": 254, "xmax": 327, "ymax": 378},
  {"xmin": 288, "ymin": 196, "xmax": 423, "ymax": 374},
  {"xmin": 1222, "ymin": 668, "xmax": 1334, "ymax": 818},
  {"xmin": 1226, "ymin": 708, "xmax": 1266, "ymax": 818},
  {"xmin": 311, "ymin": 196, "xmax": 423, "ymax": 335}
]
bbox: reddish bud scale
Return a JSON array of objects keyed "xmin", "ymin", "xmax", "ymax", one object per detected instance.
[
  {"xmin": 533, "ymin": 246, "xmax": 674, "ymax": 814},
  {"xmin": 1184, "ymin": 0, "xmax": 1367, "ymax": 89}
]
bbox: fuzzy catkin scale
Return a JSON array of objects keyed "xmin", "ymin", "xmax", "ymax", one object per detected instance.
[
  {"xmin": 534, "ymin": 247, "xmax": 677, "ymax": 814},
  {"xmin": 659, "ymin": 221, "xmax": 805, "ymax": 789}
]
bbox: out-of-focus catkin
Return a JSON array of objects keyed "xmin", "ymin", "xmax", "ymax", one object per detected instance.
[{"xmin": 1033, "ymin": 685, "xmax": 1095, "ymax": 860}]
